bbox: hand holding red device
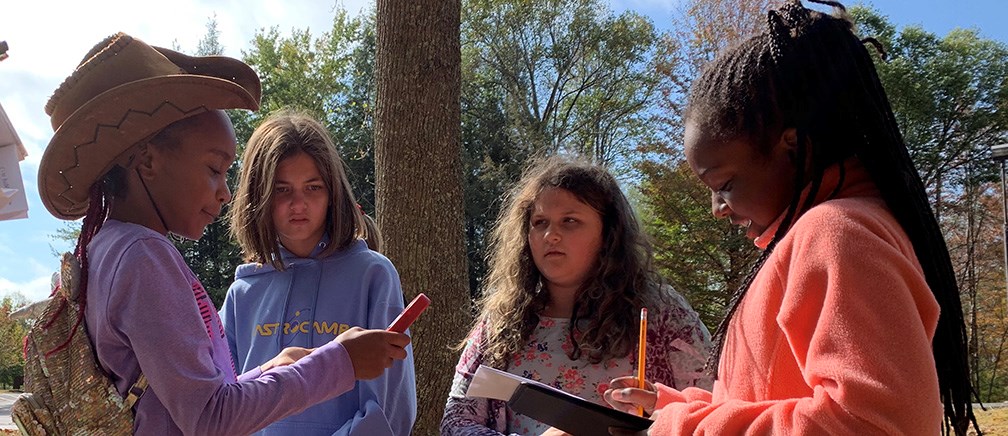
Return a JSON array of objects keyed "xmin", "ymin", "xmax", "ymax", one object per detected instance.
[{"xmin": 387, "ymin": 293, "xmax": 430, "ymax": 333}]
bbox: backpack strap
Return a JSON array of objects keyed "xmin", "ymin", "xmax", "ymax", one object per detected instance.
[
  {"xmin": 59, "ymin": 252, "xmax": 150, "ymax": 412},
  {"xmin": 124, "ymin": 373, "xmax": 148, "ymax": 409}
]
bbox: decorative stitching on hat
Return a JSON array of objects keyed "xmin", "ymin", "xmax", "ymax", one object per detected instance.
[
  {"xmin": 53, "ymin": 101, "xmax": 210, "ymax": 211},
  {"xmin": 45, "ymin": 33, "xmax": 134, "ymax": 116}
]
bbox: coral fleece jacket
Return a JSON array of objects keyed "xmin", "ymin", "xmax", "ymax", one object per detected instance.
[{"xmin": 650, "ymin": 159, "xmax": 943, "ymax": 435}]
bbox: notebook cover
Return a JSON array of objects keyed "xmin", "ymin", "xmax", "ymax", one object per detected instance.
[{"xmin": 509, "ymin": 382, "xmax": 653, "ymax": 436}]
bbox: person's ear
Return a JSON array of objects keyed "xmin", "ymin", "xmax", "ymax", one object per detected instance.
[
  {"xmin": 132, "ymin": 143, "xmax": 156, "ymax": 179},
  {"xmin": 777, "ymin": 128, "xmax": 799, "ymax": 162}
]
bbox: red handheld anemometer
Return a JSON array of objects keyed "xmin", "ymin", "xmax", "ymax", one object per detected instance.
[{"xmin": 387, "ymin": 293, "xmax": 430, "ymax": 333}]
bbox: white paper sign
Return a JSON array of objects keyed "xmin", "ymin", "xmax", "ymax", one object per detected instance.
[{"xmin": 0, "ymin": 102, "xmax": 28, "ymax": 221}]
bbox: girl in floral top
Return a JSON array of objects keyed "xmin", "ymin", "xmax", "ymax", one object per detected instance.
[{"xmin": 440, "ymin": 156, "xmax": 712, "ymax": 436}]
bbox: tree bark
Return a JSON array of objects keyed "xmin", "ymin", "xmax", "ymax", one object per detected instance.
[{"xmin": 375, "ymin": 1, "xmax": 470, "ymax": 434}]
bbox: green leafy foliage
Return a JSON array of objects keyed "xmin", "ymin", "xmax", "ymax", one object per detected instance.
[
  {"xmin": 852, "ymin": 6, "xmax": 1008, "ymax": 199},
  {"xmin": 462, "ymin": 0, "xmax": 659, "ymax": 169},
  {"xmin": 0, "ymin": 293, "xmax": 28, "ymax": 389},
  {"xmin": 634, "ymin": 0, "xmax": 772, "ymax": 331}
]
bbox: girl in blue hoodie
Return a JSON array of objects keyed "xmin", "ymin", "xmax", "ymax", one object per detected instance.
[{"xmin": 222, "ymin": 110, "xmax": 417, "ymax": 436}]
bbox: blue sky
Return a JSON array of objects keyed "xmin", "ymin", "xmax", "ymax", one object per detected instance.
[{"xmin": 2, "ymin": 0, "xmax": 1006, "ymax": 304}]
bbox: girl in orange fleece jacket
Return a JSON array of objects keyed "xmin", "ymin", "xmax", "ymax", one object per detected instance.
[{"xmin": 604, "ymin": 0, "xmax": 978, "ymax": 434}]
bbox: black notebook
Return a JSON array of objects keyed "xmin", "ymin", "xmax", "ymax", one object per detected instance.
[{"xmin": 465, "ymin": 365, "xmax": 653, "ymax": 436}]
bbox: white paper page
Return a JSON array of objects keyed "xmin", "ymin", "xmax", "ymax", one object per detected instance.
[
  {"xmin": 466, "ymin": 365, "xmax": 523, "ymax": 401},
  {"xmin": 466, "ymin": 365, "xmax": 586, "ymax": 403}
]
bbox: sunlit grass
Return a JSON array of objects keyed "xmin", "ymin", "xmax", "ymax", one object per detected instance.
[{"xmin": 972, "ymin": 406, "xmax": 1008, "ymax": 435}]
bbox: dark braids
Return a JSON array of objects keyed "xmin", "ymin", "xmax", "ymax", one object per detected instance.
[{"xmin": 687, "ymin": 1, "xmax": 978, "ymax": 434}]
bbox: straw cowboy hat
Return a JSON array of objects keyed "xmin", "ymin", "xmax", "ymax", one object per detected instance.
[{"xmin": 38, "ymin": 32, "xmax": 262, "ymax": 220}]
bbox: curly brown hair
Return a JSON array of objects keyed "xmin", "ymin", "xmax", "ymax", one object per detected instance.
[{"xmin": 474, "ymin": 155, "xmax": 665, "ymax": 368}]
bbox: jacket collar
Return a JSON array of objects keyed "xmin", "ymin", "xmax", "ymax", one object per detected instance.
[{"xmin": 754, "ymin": 158, "xmax": 879, "ymax": 249}]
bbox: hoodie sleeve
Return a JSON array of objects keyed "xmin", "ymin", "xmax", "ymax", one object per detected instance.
[
  {"xmin": 332, "ymin": 255, "xmax": 417, "ymax": 436},
  {"xmin": 112, "ymin": 237, "xmax": 356, "ymax": 435},
  {"xmin": 646, "ymin": 287, "xmax": 713, "ymax": 391},
  {"xmin": 440, "ymin": 323, "xmax": 516, "ymax": 436}
]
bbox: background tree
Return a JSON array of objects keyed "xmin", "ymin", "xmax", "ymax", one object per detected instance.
[
  {"xmin": 463, "ymin": 0, "xmax": 658, "ymax": 168},
  {"xmin": 636, "ymin": 0, "xmax": 776, "ymax": 331},
  {"xmin": 459, "ymin": 0, "xmax": 663, "ymax": 296},
  {"xmin": 852, "ymin": 7, "xmax": 1008, "ymax": 220},
  {"xmin": 943, "ymin": 177, "xmax": 1008, "ymax": 400},
  {"xmin": 459, "ymin": 70, "xmax": 526, "ymax": 294},
  {"xmin": 332, "ymin": 14, "xmax": 379, "ymax": 212},
  {"xmin": 375, "ymin": 0, "xmax": 471, "ymax": 433}
]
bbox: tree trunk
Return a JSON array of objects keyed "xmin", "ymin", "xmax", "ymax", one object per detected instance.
[{"xmin": 374, "ymin": 1, "xmax": 470, "ymax": 434}]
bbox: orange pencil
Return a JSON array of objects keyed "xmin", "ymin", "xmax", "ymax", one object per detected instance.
[{"xmin": 637, "ymin": 307, "xmax": 648, "ymax": 417}]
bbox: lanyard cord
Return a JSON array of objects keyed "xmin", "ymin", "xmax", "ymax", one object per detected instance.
[{"xmin": 135, "ymin": 167, "xmax": 172, "ymax": 236}]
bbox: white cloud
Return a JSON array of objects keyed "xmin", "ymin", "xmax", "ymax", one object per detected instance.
[{"xmin": 0, "ymin": 272, "xmax": 55, "ymax": 304}]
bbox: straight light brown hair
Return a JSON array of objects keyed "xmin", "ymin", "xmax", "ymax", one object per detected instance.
[{"xmin": 229, "ymin": 110, "xmax": 365, "ymax": 270}]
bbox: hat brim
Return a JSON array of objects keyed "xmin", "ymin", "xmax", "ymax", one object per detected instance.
[{"xmin": 39, "ymin": 75, "xmax": 258, "ymax": 220}]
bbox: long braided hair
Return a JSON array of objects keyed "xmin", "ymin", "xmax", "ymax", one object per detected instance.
[
  {"xmin": 40, "ymin": 183, "xmax": 111, "ymax": 358},
  {"xmin": 685, "ymin": 1, "xmax": 977, "ymax": 434}
]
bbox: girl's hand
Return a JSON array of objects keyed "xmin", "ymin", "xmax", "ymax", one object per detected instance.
[
  {"xmin": 336, "ymin": 327, "xmax": 410, "ymax": 380},
  {"xmin": 540, "ymin": 427, "xmax": 572, "ymax": 436},
  {"xmin": 260, "ymin": 346, "xmax": 315, "ymax": 372},
  {"xmin": 603, "ymin": 376, "xmax": 657, "ymax": 415}
]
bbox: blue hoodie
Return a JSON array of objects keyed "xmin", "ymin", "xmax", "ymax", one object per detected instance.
[{"xmin": 220, "ymin": 238, "xmax": 416, "ymax": 436}]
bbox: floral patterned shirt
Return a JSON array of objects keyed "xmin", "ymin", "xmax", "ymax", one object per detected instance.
[{"xmin": 440, "ymin": 289, "xmax": 712, "ymax": 436}]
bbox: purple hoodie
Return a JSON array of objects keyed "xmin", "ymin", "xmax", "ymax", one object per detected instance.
[{"xmin": 84, "ymin": 220, "xmax": 355, "ymax": 435}]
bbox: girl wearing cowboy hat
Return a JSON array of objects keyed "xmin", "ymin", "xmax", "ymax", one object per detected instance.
[{"xmin": 37, "ymin": 32, "xmax": 409, "ymax": 435}]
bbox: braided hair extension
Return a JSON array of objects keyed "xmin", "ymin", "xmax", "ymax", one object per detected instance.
[
  {"xmin": 685, "ymin": 1, "xmax": 977, "ymax": 434},
  {"xmin": 43, "ymin": 183, "xmax": 110, "ymax": 358},
  {"xmin": 76, "ymin": 182, "xmax": 112, "ymax": 311}
]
